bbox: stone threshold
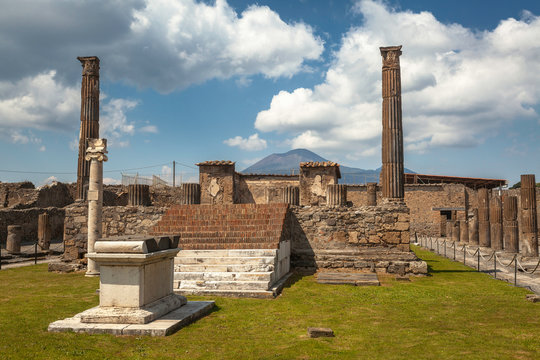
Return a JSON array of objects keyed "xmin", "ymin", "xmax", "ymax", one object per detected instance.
[
  {"xmin": 316, "ymin": 272, "xmax": 380, "ymax": 286},
  {"xmin": 48, "ymin": 301, "xmax": 214, "ymax": 336},
  {"xmin": 175, "ymin": 272, "xmax": 293, "ymax": 299}
]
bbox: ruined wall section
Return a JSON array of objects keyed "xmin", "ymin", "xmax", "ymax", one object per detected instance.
[
  {"xmin": 299, "ymin": 162, "xmax": 340, "ymax": 206},
  {"xmin": 63, "ymin": 204, "xmax": 166, "ymax": 260},
  {"xmin": 0, "ymin": 182, "xmax": 73, "ymax": 209},
  {"xmin": 235, "ymin": 174, "xmax": 298, "ymax": 204},
  {"xmin": 0, "ymin": 207, "xmax": 65, "ymax": 243},
  {"xmin": 197, "ymin": 161, "xmax": 235, "ymax": 204}
]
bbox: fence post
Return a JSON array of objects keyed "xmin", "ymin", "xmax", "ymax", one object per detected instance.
[
  {"xmin": 514, "ymin": 256, "xmax": 517, "ymax": 286},
  {"xmin": 444, "ymin": 240, "xmax": 446, "ymax": 258},
  {"xmin": 477, "ymin": 250, "xmax": 480, "ymax": 272},
  {"xmin": 34, "ymin": 241, "xmax": 37, "ymax": 265},
  {"xmin": 463, "ymin": 246, "xmax": 466, "ymax": 264},
  {"xmin": 437, "ymin": 239, "xmax": 439, "ymax": 254},
  {"xmin": 453, "ymin": 242, "xmax": 456, "ymax": 260},
  {"xmin": 430, "ymin": 237, "xmax": 433, "ymax": 250}
]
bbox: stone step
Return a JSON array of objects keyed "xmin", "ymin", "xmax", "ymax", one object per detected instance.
[
  {"xmin": 174, "ymin": 263, "xmax": 275, "ymax": 273},
  {"xmin": 174, "ymin": 256, "xmax": 276, "ymax": 265},
  {"xmin": 175, "ymin": 280, "xmax": 271, "ymax": 291},
  {"xmin": 178, "ymin": 243, "xmax": 278, "ymax": 250},
  {"xmin": 174, "ymin": 271, "xmax": 273, "ymax": 282},
  {"xmin": 176, "ymin": 249, "xmax": 277, "ymax": 258}
]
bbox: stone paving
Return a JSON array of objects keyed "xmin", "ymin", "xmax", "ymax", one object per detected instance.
[{"xmin": 416, "ymin": 237, "xmax": 540, "ymax": 295}]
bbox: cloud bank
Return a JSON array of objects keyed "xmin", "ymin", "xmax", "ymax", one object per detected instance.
[{"xmin": 255, "ymin": 0, "xmax": 540, "ymax": 158}]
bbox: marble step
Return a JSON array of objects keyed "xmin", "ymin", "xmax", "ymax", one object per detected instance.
[
  {"xmin": 174, "ymin": 271, "xmax": 273, "ymax": 282},
  {"xmin": 174, "ymin": 256, "xmax": 276, "ymax": 265},
  {"xmin": 175, "ymin": 280, "xmax": 271, "ymax": 291},
  {"xmin": 174, "ymin": 263, "xmax": 275, "ymax": 273},
  {"xmin": 176, "ymin": 249, "xmax": 278, "ymax": 258}
]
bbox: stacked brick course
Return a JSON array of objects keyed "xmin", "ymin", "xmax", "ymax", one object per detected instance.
[{"xmin": 151, "ymin": 203, "xmax": 289, "ymax": 250}]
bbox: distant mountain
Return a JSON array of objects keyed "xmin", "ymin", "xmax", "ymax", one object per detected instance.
[{"xmin": 241, "ymin": 148, "xmax": 415, "ymax": 184}]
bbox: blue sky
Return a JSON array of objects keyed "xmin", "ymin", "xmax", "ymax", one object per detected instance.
[{"xmin": 0, "ymin": 0, "xmax": 539, "ymax": 186}]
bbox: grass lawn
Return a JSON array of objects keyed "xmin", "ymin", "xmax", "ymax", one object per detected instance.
[{"xmin": 0, "ymin": 246, "xmax": 538, "ymax": 360}]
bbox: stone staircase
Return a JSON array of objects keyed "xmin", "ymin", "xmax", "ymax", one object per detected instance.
[{"xmin": 151, "ymin": 204, "xmax": 291, "ymax": 298}]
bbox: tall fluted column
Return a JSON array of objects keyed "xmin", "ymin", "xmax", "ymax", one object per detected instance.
[
  {"xmin": 366, "ymin": 183, "xmax": 377, "ymax": 206},
  {"xmin": 478, "ymin": 188, "xmax": 491, "ymax": 247},
  {"xmin": 128, "ymin": 184, "xmax": 151, "ymax": 206},
  {"xmin": 490, "ymin": 197, "xmax": 503, "ymax": 250},
  {"xmin": 85, "ymin": 138, "xmax": 108, "ymax": 277},
  {"xmin": 503, "ymin": 196, "xmax": 519, "ymax": 253},
  {"xmin": 76, "ymin": 56, "xmax": 100, "ymax": 200},
  {"xmin": 469, "ymin": 208, "xmax": 479, "ymax": 245},
  {"xmin": 521, "ymin": 174, "xmax": 538, "ymax": 256},
  {"xmin": 380, "ymin": 46, "xmax": 404, "ymax": 202}
]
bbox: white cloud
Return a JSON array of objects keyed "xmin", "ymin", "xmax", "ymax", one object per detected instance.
[
  {"xmin": 101, "ymin": 98, "xmax": 138, "ymax": 147},
  {"xmin": 103, "ymin": 177, "xmax": 121, "ymax": 185},
  {"xmin": 40, "ymin": 176, "xmax": 57, "ymax": 186},
  {"xmin": 140, "ymin": 125, "xmax": 158, "ymax": 133},
  {"xmin": 224, "ymin": 133, "xmax": 267, "ymax": 151},
  {"xmin": 39, "ymin": 145, "xmax": 46, "ymax": 152},
  {"xmin": 255, "ymin": 0, "xmax": 540, "ymax": 158}
]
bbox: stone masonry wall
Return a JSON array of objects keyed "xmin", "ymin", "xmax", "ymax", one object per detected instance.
[
  {"xmin": 199, "ymin": 164, "xmax": 235, "ymax": 204},
  {"xmin": 63, "ymin": 204, "xmax": 166, "ymax": 260},
  {"xmin": 235, "ymin": 174, "xmax": 298, "ymax": 204},
  {"xmin": 0, "ymin": 207, "xmax": 65, "ymax": 243}
]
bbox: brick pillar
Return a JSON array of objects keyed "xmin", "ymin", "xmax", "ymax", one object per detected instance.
[
  {"xmin": 282, "ymin": 186, "xmax": 299, "ymax": 206},
  {"xmin": 520, "ymin": 174, "xmax": 538, "ymax": 256},
  {"xmin": 440, "ymin": 214, "xmax": 447, "ymax": 237},
  {"xmin": 380, "ymin": 46, "xmax": 404, "ymax": 202},
  {"xmin": 490, "ymin": 196, "xmax": 503, "ymax": 250},
  {"xmin": 503, "ymin": 196, "xmax": 519, "ymax": 253},
  {"xmin": 76, "ymin": 56, "xmax": 100, "ymax": 200},
  {"xmin": 326, "ymin": 184, "xmax": 347, "ymax": 207},
  {"xmin": 38, "ymin": 213, "xmax": 51, "ymax": 251},
  {"xmin": 478, "ymin": 188, "xmax": 491, "ymax": 247},
  {"xmin": 181, "ymin": 183, "xmax": 200, "ymax": 204},
  {"xmin": 128, "ymin": 184, "xmax": 151, "ymax": 206},
  {"xmin": 460, "ymin": 220, "xmax": 469, "ymax": 244},
  {"xmin": 197, "ymin": 161, "xmax": 235, "ymax": 204},
  {"xmin": 366, "ymin": 182, "xmax": 377, "ymax": 206},
  {"xmin": 469, "ymin": 208, "xmax": 479, "ymax": 245}
]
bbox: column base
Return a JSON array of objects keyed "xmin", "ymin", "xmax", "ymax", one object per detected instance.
[{"xmin": 85, "ymin": 271, "xmax": 100, "ymax": 277}]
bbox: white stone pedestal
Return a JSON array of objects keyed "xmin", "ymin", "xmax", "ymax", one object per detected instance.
[{"xmin": 49, "ymin": 235, "xmax": 214, "ymax": 336}]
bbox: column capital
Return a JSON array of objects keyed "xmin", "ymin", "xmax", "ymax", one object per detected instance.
[
  {"xmin": 380, "ymin": 46, "xmax": 402, "ymax": 69},
  {"xmin": 77, "ymin": 56, "xmax": 100, "ymax": 76},
  {"xmin": 85, "ymin": 138, "xmax": 108, "ymax": 162}
]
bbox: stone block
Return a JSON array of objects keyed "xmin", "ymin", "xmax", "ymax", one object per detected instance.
[{"xmin": 308, "ymin": 327, "xmax": 334, "ymax": 338}]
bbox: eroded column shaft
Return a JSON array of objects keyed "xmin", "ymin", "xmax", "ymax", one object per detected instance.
[
  {"xmin": 6, "ymin": 225, "xmax": 22, "ymax": 254},
  {"xmin": 490, "ymin": 197, "xmax": 503, "ymax": 250},
  {"xmin": 181, "ymin": 183, "xmax": 201, "ymax": 204},
  {"xmin": 460, "ymin": 220, "xmax": 469, "ymax": 244},
  {"xmin": 469, "ymin": 208, "xmax": 479, "ymax": 245},
  {"xmin": 366, "ymin": 183, "xmax": 377, "ymax": 206},
  {"xmin": 38, "ymin": 213, "xmax": 51, "ymax": 251},
  {"xmin": 282, "ymin": 186, "xmax": 299, "ymax": 206},
  {"xmin": 128, "ymin": 184, "xmax": 151, "ymax": 206},
  {"xmin": 76, "ymin": 56, "xmax": 100, "ymax": 200},
  {"xmin": 380, "ymin": 46, "xmax": 404, "ymax": 201},
  {"xmin": 503, "ymin": 196, "xmax": 519, "ymax": 253},
  {"xmin": 520, "ymin": 174, "xmax": 538, "ymax": 256},
  {"xmin": 478, "ymin": 188, "xmax": 491, "ymax": 247},
  {"xmin": 326, "ymin": 184, "xmax": 347, "ymax": 207},
  {"xmin": 452, "ymin": 220, "xmax": 460, "ymax": 243}
]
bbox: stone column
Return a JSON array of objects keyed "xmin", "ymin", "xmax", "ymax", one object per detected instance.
[
  {"xmin": 446, "ymin": 220, "xmax": 453, "ymax": 239},
  {"xmin": 440, "ymin": 214, "xmax": 447, "ymax": 237},
  {"xmin": 478, "ymin": 188, "xmax": 491, "ymax": 247},
  {"xmin": 490, "ymin": 197, "xmax": 503, "ymax": 250},
  {"xmin": 380, "ymin": 46, "xmax": 404, "ymax": 202},
  {"xmin": 76, "ymin": 56, "xmax": 100, "ymax": 201},
  {"xmin": 38, "ymin": 213, "xmax": 51, "ymax": 251},
  {"xmin": 366, "ymin": 183, "xmax": 377, "ymax": 206},
  {"xmin": 460, "ymin": 220, "xmax": 469, "ymax": 244},
  {"xmin": 282, "ymin": 186, "xmax": 299, "ymax": 206},
  {"xmin": 85, "ymin": 138, "xmax": 108, "ymax": 277},
  {"xmin": 128, "ymin": 184, "xmax": 151, "ymax": 206},
  {"xmin": 520, "ymin": 174, "xmax": 538, "ymax": 256},
  {"xmin": 503, "ymin": 196, "xmax": 519, "ymax": 253},
  {"xmin": 326, "ymin": 184, "xmax": 347, "ymax": 207},
  {"xmin": 181, "ymin": 183, "xmax": 201, "ymax": 204},
  {"xmin": 452, "ymin": 220, "xmax": 460, "ymax": 243},
  {"xmin": 6, "ymin": 225, "xmax": 22, "ymax": 254},
  {"xmin": 469, "ymin": 208, "xmax": 479, "ymax": 245}
]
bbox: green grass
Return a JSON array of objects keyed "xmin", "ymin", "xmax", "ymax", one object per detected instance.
[{"xmin": 0, "ymin": 246, "xmax": 539, "ymax": 360}]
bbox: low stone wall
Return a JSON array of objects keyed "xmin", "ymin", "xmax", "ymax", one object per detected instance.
[
  {"xmin": 0, "ymin": 207, "xmax": 65, "ymax": 243},
  {"xmin": 288, "ymin": 204, "xmax": 425, "ymax": 274},
  {"xmin": 63, "ymin": 204, "xmax": 167, "ymax": 260}
]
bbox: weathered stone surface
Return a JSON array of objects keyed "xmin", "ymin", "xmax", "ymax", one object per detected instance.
[
  {"xmin": 503, "ymin": 196, "xmax": 519, "ymax": 253},
  {"xmin": 490, "ymin": 196, "xmax": 503, "ymax": 250},
  {"xmin": 366, "ymin": 182, "xmax": 377, "ymax": 206},
  {"xmin": 478, "ymin": 188, "xmax": 491, "ymax": 247},
  {"xmin": 282, "ymin": 185, "xmax": 299, "ymax": 205},
  {"xmin": 459, "ymin": 219, "xmax": 469, "ymax": 244},
  {"xmin": 526, "ymin": 294, "xmax": 540, "ymax": 303},
  {"xmin": 308, "ymin": 327, "xmax": 334, "ymax": 338},
  {"xmin": 299, "ymin": 162, "xmax": 340, "ymax": 206},
  {"xmin": 317, "ymin": 272, "xmax": 380, "ymax": 286},
  {"xmin": 38, "ymin": 213, "xmax": 51, "ymax": 251},
  {"xmin": 180, "ymin": 183, "xmax": 200, "ymax": 204},
  {"xmin": 380, "ymin": 45, "xmax": 404, "ymax": 202},
  {"xmin": 520, "ymin": 174, "xmax": 538, "ymax": 256},
  {"xmin": 469, "ymin": 208, "xmax": 479, "ymax": 245},
  {"xmin": 76, "ymin": 56, "xmax": 100, "ymax": 200},
  {"xmin": 6, "ymin": 225, "xmax": 22, "ymax": 254},
  {"xmin": 48, "ymin": 261, "xmax": 84, "ymax": 273},
  {"xmin": 326, "ymin": 184, "xmax": 347, "ymax": 207},
  {"xmin": 128, "ymin": 184, "xmax": 151, "ymax": 206}
]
